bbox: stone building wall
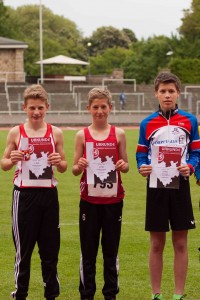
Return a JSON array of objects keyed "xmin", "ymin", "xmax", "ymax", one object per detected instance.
[{"xmin": 0, "ymin": 49, "xmax": 25, "ymax": 82}]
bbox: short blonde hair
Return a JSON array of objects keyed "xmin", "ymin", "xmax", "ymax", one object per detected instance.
[
  {"xmin": 87, "ymin": 87, "xmax": 112, "ymax": 106},
  {"xmin": 23, "ymin": 84, "xmax": 48, "ymax": 104}
]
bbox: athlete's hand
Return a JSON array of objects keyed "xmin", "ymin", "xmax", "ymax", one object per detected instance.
[
  {"xmin": 48, "ymin": 152, "xmax": 62, "ymax": 166},
  {"xmin": 177, "ymin": 164, "xmax": 191, "ymax": 177},
  {"xmin": 77, "ymin": 157, "xmax": 88, "ymax": 171},
  {"xmin": 139, "ymin": 164, "xmax": 152, "ymax": 177},
  {"xmin": 115, "ymin": 159, "xmax": 128, "ymax": 172},
  {"xmin": 10, "ymin": 150, "xmax": 24, "ymax": 164}
]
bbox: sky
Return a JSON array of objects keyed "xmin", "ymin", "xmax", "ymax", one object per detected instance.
[{"xmin": 4, "ymin": 0, "xmax": 192, "ymax": 39}]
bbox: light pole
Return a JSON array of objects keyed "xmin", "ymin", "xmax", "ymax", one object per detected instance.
[
  {"xmin": 87, "ymin": 42, "xmax": 92, "ymax": 76},
  {"xmin": 39, "ymin": 0, "xmax": 44, "ymax": 83}
]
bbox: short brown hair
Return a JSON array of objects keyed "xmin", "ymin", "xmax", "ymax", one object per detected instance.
[
  {"xmin": 87, "ymin": 87, "xmax": 112, "ymax": 106},
  {"xmin": 154, "ymin": 72, "xmax": 181, "ymax": 92},
  {"xmin": 23, "ymin": 84, "xmax": 48, "ymax": 104}
]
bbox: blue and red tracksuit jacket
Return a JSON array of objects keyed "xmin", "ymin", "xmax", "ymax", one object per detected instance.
[{"xmin": 136, "ymin": 106, "xmax": 200, "ymax": 176}]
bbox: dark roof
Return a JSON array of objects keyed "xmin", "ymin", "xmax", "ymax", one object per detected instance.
[{"xmin": 0, "ymin": 36, "xmax": 28, "ymax": 49}]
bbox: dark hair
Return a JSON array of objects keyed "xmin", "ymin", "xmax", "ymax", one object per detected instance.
[{"xmin": 154, "ymin": 72, "xmax": 181, "ymax": 92}]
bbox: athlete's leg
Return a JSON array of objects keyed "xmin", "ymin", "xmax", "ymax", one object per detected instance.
[
  {"xmin": 79, "ymin": 200, "xmax": 101, "ymax": 300},
  {"xmin": 37, "ymin": 188, "xmax": 60, "ymax": 299},
  {"xmin": 172, "ymin": 230, "xmax": 188, "ymax": 295},
  {"xmin": 101, "ymin": 202, "xmax": 123, "ymax": 299},
  {"xmin": 11, "ymin": 188, "xmax": 40, "ymax": 299},
  {"xmin": 149, "ymin": 232, "xmax": 166, "ymax": 294}
]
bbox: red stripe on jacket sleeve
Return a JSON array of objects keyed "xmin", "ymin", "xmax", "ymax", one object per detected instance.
[
  {"xmin": 136, "ymin": 144, "xmax": 148, "ymax": 153},
  {"xmin": 190, "ymin": 140, "xmax": 200, "ymax": 150}
]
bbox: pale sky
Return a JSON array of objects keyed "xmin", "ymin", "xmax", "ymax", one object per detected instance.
[{"xmin": 4, "ymin": 0, "xmax": 192, "ymax": 39}]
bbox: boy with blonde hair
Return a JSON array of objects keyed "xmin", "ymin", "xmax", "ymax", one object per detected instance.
[{"xmin": 1, "ymin": 84, "xmax": 67, "ymax": 300}]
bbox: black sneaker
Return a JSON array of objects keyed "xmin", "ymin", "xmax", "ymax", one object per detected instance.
[
  {"xmin": 177, "ymin": 295, "xmax": 187, "ymax": 300},
  {"xmin": 11, "ymin": 291, "xmax": 26, "ymax": 300},
  {"xmin": 153, "ymin": 294, "xmax": 162, "ymax": 300}
]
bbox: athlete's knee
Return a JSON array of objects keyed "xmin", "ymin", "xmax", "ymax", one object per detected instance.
[
  {"xmin": 172, "ymin": 231, "xmax": 188, "ymax": 253},
  {"xmin": 150, "ymin": 232, "xmax": 166, "ymax": 253},
  {"xmin": 150, "ymin": 238, "xmax": 165, "ymax": 254},
  {"xmin": 173, "ymin": 240, "xmax": 187, "ymax": 254}
]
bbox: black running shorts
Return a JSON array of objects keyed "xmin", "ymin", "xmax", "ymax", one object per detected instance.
[{"xmin": 145, "ymin": 176, "xmax": 195, "ymax": 231}]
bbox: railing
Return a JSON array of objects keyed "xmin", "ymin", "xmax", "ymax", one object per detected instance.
[
  {"xmin": 184, "ymin": 85, "xmax": 200, "ymax": 96},
  {"xmin": 3, "ymin": 83, "xmax": 200, "ymax": 117},
  {"xmin": 102, "ymin": 78, "xmax": 137, "ymax": 92},
  {"xmin": 72, "ymin": 85, "xmax": 105, "ymax": 106},
  {"xmin": 111, "ymin": 92, "xmax": 145, "ymax": 109},
  {"xmin": 48, "ymin": 93, "xmax": 75, "ymax": 108},
  {"xmin": 6, "ymin": 85, "xmax": 29, "ymax": 115},
  {"xmin": 37, "ymin": 76, "xmax": 87, "ymax": 91},
  {"xmin": 196, "ymin": 100, "xmax": 200, "ymax": 115},
  {"xmin": 3, "ymin": 91, "xmax": 150, "ymax": 116}
]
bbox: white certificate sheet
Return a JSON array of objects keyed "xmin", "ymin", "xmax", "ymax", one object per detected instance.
[{"xmin": 149, "ymin": 145, "xmax": 181, "ymax": 189}]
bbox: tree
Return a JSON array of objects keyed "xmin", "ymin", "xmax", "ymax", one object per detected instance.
[
  {"xmin": 6, "ymin": 4, "xmax": 86, "ymax": 75},
  {"xmin": 169, "ymin": 57, "xmax": 200, "ymax": 83},
  {"xmin": 122, "ymin": 28, "xmax": 137, "ymax": 43},
  {"xmin": 167, "ymin": 34, "xmax": 200, "ymax": 59},
  {"xmin": 86, "ymin": 26, "xmax": 133, "ymax": 56},
  {"xmin": 122, "ymin": 36, "xmax": 174, "ymax": 83},
  {"xmin": 179, "ymin": 0, "xmax": 200, "ymax": 42},
  {"xmin": 0, "ymin": 1, "xmax": 17, "ymax": 37},
  {"xmin": 90, "ymin": 47, "xmax": 131, "ymax": 75}
]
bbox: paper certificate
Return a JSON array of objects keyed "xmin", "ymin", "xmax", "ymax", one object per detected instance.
[
  {"xmin": 86, "ymin": 142, "xmax": 117, "ymax": 197},
  {"xmin": 21, "ymin": 137, "xmax": 53, "ymax": 187},
  {"xmin": 149, "ymin": 145, "xmax": 182, "ymax": 189}
]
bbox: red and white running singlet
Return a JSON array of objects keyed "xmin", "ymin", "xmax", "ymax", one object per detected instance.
[
  {"xmin": 13, "ymin": 124, "xmax": 57, "ymax": 188},
  {"xmin": 80, "ymin": 126, "xmax": 125, "ymax": 204}
]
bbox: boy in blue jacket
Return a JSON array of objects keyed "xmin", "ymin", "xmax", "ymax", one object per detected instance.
[{"xmin": 136, "ymin": 72, "xmax": 200, "ymax": 300}]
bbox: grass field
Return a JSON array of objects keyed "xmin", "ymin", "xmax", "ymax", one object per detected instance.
[{"xmin": 0, "ymin": 128, "xmax": 199, "ymax": 300}]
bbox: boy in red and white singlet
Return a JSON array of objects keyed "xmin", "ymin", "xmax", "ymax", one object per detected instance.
[
  {"xmin": 72, "ymin": 87, "xmax": 129, "ymax": 300},
  {"xmin": 1, "ymin": 84, "xmax": 67, "ymax": 300}
]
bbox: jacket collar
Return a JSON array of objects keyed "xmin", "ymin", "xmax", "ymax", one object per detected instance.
[{"xmin": 158, "ymin": 104, "xmax": 178, "ymax": 119}]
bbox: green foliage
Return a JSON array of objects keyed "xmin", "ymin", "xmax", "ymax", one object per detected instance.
[
  {"xmin": 123, "ymin": 36, "xmax": 173, "ymax": 83},
  {"xmin": 87, "ymin": 26, "xmax": 132, "ymax": 56},
  {"xmin": 3, "ymin": 1, "xmax": 200, "ymax": 83},
  {"xmin": 122, "ymin": 28, "xmax": 138, "ymax": 43},
  {"xmin": 168, "ymin": 35, "xmax": 200, "ymax": 59},
  {"xmin": 0, "ymin": 129, "xmax": 200, "ymax": 299},
  {"xmin": 90, "ymin": 47, "xmax": 131, "ymax": 75},
  {"xmin": 0, "ymin": 1, "xmax": 8, "ymax": 36},
  {"xmin": 0, "ymin": 2, "xmax": 17, "ymax": 37},
  {"xmin": 6, "ymin": 4, "xmax": 86, "ymax": 76},
  {"xmin": 169, "ymin": 57, "xmax": 200, "ymax": 83},
  {"xmin": 179, "ymin": 0, "xmax": 200, "ymax": 42}
]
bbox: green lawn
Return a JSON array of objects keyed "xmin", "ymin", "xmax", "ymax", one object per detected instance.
[{"xmin": 0, "ymin": 129, "xmax": 199, "ymax": 300}]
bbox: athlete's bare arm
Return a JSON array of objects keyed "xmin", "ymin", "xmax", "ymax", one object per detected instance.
[
  {"xmin": 50, "ymin": 126, "xmax": 67, "ymax": 173},
  {"xmin": 115, "ymin": 127, "xmax": 129, "ymax": 173},
  {"xmin": 72, "ymin": 130, "xmax": 88, "ymax": 176},
  {"xmin": 1, "ymin": 126, "xmax": 23, "ymax": 171}
]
